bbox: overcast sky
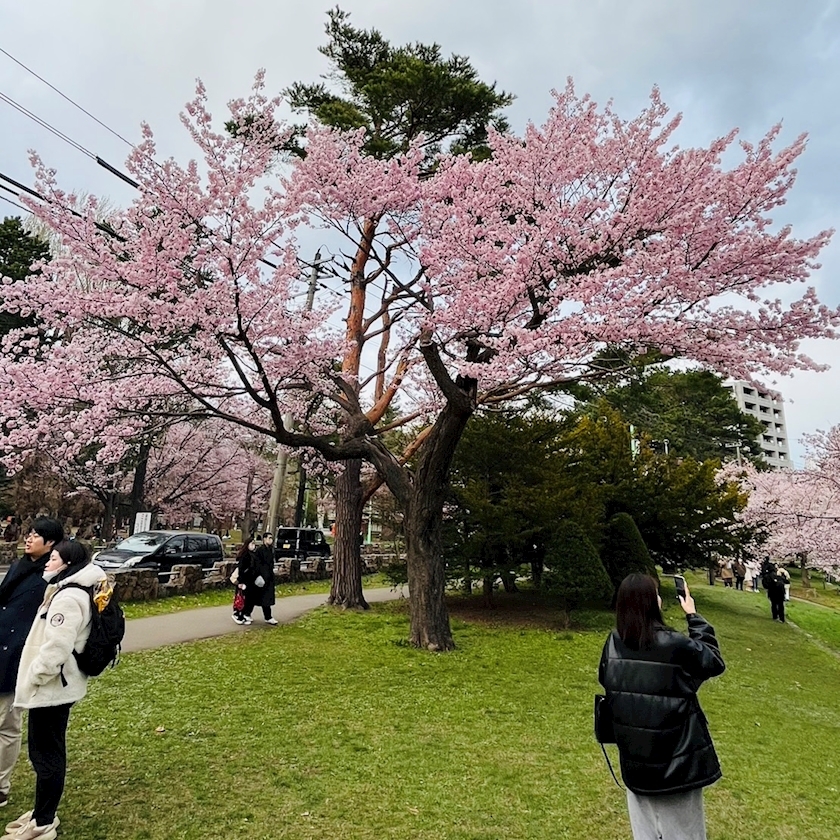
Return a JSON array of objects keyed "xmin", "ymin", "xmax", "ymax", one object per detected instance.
[{"xmin": 1, "ymin": 0, "xmax": 838, "ymax": 464}]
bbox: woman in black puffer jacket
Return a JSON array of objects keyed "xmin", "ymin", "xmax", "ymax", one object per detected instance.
[{"xmin": 599, "ymin": 574, "xmax": 725, "ymax": 840}]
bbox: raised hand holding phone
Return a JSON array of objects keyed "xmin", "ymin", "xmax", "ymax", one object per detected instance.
[{"xmin": 674, "ymin": 575, "xmax": 696, "ymax": 614}]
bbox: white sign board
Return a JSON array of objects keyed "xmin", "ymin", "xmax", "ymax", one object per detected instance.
[{"xmin": 134, "ymin": 511, "xmax": 152, "ymax": 534}]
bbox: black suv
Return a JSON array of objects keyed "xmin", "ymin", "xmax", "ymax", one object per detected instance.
[
  {"xmin": 94, "ymin": 531, "xmax": 224, "ymax": 578},
  {"xmin": 275, "ymin": 527, "xmax": 331, "ymax": 577}
]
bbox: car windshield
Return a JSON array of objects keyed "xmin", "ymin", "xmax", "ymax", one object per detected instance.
[{"xmin": 114, "ymin": 532, "xmax": 169, "ymax": 552}]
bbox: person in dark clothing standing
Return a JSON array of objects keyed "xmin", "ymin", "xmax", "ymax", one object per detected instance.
[
  {"xmin": 599, "ymin": 574, "xmax": 725, "ymax": 840},
  {"xmin": 762, "ymin": 559, "xmax": 786, "ymax": 622},
  {"xmin": 0, "ymin": 518, "xmax": 63, "ymax": 808},
  {"xmin": 231, "ymin": 537, "xmax": 256, "ymax": 625},
  {"xmin": 242, "ymin": 534, "xmax": 277, "ymax": 625}
]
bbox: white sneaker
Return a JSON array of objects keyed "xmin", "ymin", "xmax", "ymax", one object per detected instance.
[
  {"xmin": 265, "ymin": 617, "xmax": 278, "ymax": 625},
  {"xmin": 243, "ymin": 616, "xmax": 253, "ymax": 625},
  {"xmin": 6, "ymin": 818, "xmax": 59, "ymax": 840},
  {"xmin": 3, "ymin": 813, "xmax": 59, "ymax": 835},
  {"xmin": 4, "ymin": 812, "xmax": 31, "ymax": 834},
  {"xmin": 231, "ymin": 615, "xmax": 246, "ymax": 625}
]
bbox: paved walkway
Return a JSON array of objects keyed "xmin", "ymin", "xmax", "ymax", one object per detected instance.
[{"xmin": 122, "ymin": 587, "xmax": 404, "ymax": 652}]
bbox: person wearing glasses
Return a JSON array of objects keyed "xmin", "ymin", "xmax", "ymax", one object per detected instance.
[{"xmin": 0, "ymin": 519, "xmax": 63, "ymax": 812}]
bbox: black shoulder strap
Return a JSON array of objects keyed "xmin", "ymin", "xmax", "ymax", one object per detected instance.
[
  {"xmin": 40, "ymin": 581, "xmax": 93, "ymax": 620},
  {"xmin": 59, "ymin": 582, "xmax": 94, "ymax": 599},
  {"xmin": 600, "ymin": 744, "xmax": 624, "ymax": 790}
]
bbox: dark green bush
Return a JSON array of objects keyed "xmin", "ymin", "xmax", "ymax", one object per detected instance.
[
  {"xmin": 600, "ymin": 512, "xmax": 656, "ymax": 592},
  {"xmin": 543, "ymin": 521, "xmax": 612, "ymax": 617}
]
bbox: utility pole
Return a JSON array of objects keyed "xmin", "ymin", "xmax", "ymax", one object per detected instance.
[
  {"xmin": 629, "ymin": 424, "xmax": 640, "ymax": 459},
  {"xmin": 265, "ymin": 250, "xmax": 322, "ymax": 537}
]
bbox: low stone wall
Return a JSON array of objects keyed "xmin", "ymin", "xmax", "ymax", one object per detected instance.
[
  {"xmin": 111, "ymin": 562, "xmax": 241, "ymax": 602},
  {"xmin": 112, "ymin": 569, "xmax": 159, "ymax": 602},
  {"xmin": 161, "ymin": 564, "xmax": 205, "ymax": 596},
  {"xmin": 203, "ymin": 560, "xmax": 238, "ymax": 589}
]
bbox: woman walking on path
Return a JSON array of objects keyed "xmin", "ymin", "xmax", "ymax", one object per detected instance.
[
  {"xmin": 5, "ymin": 541, "xmax": 106, "ymax": 840},
  {"xmin": 241, "ymin": 534, "xmax": 277, "ymax": 625},
  {"xmin": 231, "ymin": 538, "xmax": 255, "ymax": 625},
  {"xmin": 598, "ymin": 574, "xmax": 725, "ymax": 840}
]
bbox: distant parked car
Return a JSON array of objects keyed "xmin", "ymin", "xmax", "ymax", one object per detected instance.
[
  {"xmin": 93, "ymin": 531, "xmax": 224, "ymax": 579},
  {"xmin": 275, "ymin": 527, "xmax": 331, "ymax": 578}
]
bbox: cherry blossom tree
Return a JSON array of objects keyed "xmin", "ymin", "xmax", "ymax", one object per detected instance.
[
  {"xmin": 737, "ymin": 428, "xmax": 840, "ymax": 578},
  {"xmin": 143, "ymin": 422, "xmax": 274, "ymax": 526},
  {"xmin": 1, "ymin": 76, "xmax": 837, "ymax": 649}
]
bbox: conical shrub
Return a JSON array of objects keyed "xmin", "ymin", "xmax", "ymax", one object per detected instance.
[
  {"xmin": 601, "ymin": 512, "xmax": 656, "ymax": 592},
  {"xmin": 543, "ymin": 521, "xmax": 613, "ymax": 614}
]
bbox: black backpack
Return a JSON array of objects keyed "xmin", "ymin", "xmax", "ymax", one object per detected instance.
[{"xmin": 63, "ymin": 582, "xmax": 126, "ymax": 676}]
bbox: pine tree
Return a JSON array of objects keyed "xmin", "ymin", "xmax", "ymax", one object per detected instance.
[
  {"xmin": 543, "ymin": 521, "xmax": 612, "ymax": 623},
  {"xmin": 600, "ymin": 512, "xmax": 657, "ymax": 593}
]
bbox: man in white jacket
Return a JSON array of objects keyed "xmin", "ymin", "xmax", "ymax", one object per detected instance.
[{"xmin": 4, "ymin": 541, "xmax": 105, "ymax": 840}]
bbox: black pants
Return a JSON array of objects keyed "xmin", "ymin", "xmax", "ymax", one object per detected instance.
[
  {"xmin": 770, "ymin": 596, "xmax": 785, "ymax": 622},
  {"xmin": 28, "ymin": 703, "xmax": 73, "ymax": 825},
  {"xmin": 735, "ymin": 576, "xmax": 745, "ymax": 591},
  {"xmin": 243, "ymin": 592, "xmax": 272, "ymax": 620}
]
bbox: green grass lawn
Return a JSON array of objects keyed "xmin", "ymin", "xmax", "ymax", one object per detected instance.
[{"xmin": 8, "ymin": 580, "xmax": 839, "ymax": 839}]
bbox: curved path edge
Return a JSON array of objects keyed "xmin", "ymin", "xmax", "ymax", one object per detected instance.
[{"xmin": 122, "ymin": 587, "xmax": 406, "ymax": 653}]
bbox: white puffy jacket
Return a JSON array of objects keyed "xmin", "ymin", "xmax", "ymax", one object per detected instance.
[{"xmin": 14, "ymin": 563, "xmax": 107, "ymax": 709}]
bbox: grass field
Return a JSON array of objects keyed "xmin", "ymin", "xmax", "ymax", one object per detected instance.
[{"xmin": 7, "ymin": 579, "xmax": 840, "ymax": 839}]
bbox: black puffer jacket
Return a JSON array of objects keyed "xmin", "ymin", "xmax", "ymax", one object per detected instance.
[{"xmin": 598, "ymin": 614, "xmax": 725, "ymax": 795}]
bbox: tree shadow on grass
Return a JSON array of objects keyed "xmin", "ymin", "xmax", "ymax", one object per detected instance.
[{"xmin": 445, "ymin": 590, "xmax": 615, "ymax": 633}]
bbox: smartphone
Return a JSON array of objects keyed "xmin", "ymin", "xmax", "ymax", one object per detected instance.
[{"xmin": 673, "ymin": 575, "xmax": 687, "ymax": 601}]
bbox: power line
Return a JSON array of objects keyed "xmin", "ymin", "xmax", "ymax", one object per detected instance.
[
  {"xmin": 0, "ymin": 46, "xmax": 135, "ymax": 148},
  {"xmin": 0, "ymin": 170, "xmax": 124, "ymax": 241},
  {"xmin": 0, "ymin": 60, "xmax": 279, "ymax": 270},
  {"xmin": 0, "ymin": 89, "xmax": 95, "ymax": 159},
  {"xmin": 0, "ymin": 193, "xmax": 30, "ymax": 214}
]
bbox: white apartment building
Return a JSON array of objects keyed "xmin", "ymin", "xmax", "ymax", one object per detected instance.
[{"xmin": 725, "ymin": 381, "xmax": 793, "ymax": 470}]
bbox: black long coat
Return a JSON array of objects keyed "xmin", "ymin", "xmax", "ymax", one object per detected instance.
[
  {"xmin": 0, "ymin": 555, "xmax": 48, "ymax": 693},
  {"xmin": 240, "ymin": 545, "xmax": 275, "ymax": 609}
]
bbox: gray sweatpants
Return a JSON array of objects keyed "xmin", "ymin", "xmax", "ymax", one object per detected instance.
[
  {"xmin": 0, "ymin": 693, "xmax": 23, "ymax": 795},
  {"xmin": 626, "ymin": 787, "xmax": 707, "ymax": 840}
]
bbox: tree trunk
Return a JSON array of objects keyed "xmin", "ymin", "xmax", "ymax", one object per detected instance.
[
  {"xmin": 482, "ymin": 575, "xmax": 494, "ymax": 607},
  {"xmin": 239, "ymin": 466, "xmax": 255, "ymax": 541},
  {"xmin": 404, "ymin": 496, "xmax": 454, "ymax": 649},
  {"xmin": 401, "ymin": 398, "xmax": 474, "ymax": 651},
  {"xmin": 101, "ymin": 492, "xmax": 117, "ymax": 542},
  {"xmin": 799, "ymin": 552, "xmax": 811, "ymax": 588},
  {"xmin": 128, "ymin": 440, "xmax": 152, "ymax": 534},
  {"xmin": 328, "ymin": 459, "xmax": 368, "ymax": 609}
]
